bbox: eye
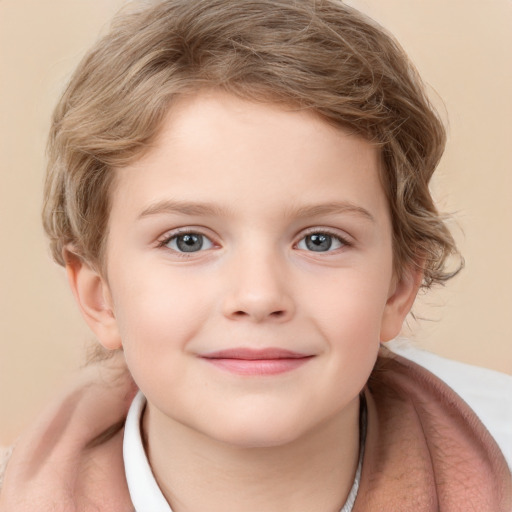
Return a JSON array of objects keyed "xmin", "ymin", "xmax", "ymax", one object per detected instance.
[
  {"xmin": 296, "ymin": 232, "xmax": 346, "ymax": 252},
  {"xmin": 164, "ymin": 232, "xmax": 214, "ymax": 253}
]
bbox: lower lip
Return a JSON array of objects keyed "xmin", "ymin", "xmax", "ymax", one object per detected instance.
[{"xmin": 202, "ymin": 357, "xmax": 312, "ymax": 376}]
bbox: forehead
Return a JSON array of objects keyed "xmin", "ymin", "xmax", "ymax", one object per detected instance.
[{"xmin": 109, "ymin": 90, "xmax": 388, "ymax": 225}]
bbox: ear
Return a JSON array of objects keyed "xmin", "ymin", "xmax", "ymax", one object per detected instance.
[
  {"xmin": 380, "ymin": 265, "xmax": 423, "ymax": 342},
  {"xmin": 64, "ymin": 247, "xmax": 122, "ymax": 350}
]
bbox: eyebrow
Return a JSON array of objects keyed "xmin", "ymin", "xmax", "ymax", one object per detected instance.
[
  {"xmin": 138, "ymin": 199, "xmax": 375, "ymax": 223},
  {"xmin": 287, "ymin": 202, "xmax": 375, "ymax": 223},
  {"xmin": 138, "ymin": 200, "xmax": 231, "ymax": 219}
]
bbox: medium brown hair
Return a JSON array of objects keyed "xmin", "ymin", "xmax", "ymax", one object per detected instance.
[{"xmin": 43, "ymin": 0, "xmax": 461, "ymax": 286}]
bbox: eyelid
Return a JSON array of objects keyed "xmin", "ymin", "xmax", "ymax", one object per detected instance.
[
  {"xmin": 294, "ymin": 227, "xmax": 353, "ymax": 250},
  {"xmin": 155, "ymin": 226, "xmax": 352, "ymax": 253},
  {"xmin": 156, "ymin": 227, "xmax": 219, "ymax": 251}
]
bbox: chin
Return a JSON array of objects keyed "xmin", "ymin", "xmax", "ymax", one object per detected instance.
[
  {"xmin": 201, "ymin": 416, "xmax": 310, "ymax": 450},
  {"xmin": 216, "ymin": 429, "xmax": 303, "ymax": 450}
]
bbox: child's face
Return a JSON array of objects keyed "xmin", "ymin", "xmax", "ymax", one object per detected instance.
[{"xmin": 74, "ymin": 91, "xmax": 418, "ymax": 447}]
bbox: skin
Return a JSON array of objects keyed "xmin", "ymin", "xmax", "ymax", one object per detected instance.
[{"xmin": 66, "ymin": 91, "xmax": 420, "ymax": 512}]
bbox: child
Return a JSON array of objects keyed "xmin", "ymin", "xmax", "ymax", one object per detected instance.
[{"xmin": 1, "ymin": 1, "xmax": 510, "ymax": 510}]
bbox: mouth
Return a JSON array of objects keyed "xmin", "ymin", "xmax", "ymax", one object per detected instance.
[{"xmin": 200, "ymin": 348, "xmax": 314, "ymax": 376}]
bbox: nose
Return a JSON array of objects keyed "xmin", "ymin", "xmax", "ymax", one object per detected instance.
[{"xmin": 221, "ymin": 248, "xmax": 295, "ymax": 323}]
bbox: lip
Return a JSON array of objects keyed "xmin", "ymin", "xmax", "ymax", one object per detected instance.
[{"xmin": 200, "ymin": 348, "xmax": 314, "ymax": 376}]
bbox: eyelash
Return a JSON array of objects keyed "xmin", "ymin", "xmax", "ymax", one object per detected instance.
[
  {"xmin": 297, "ymin": 228, "xmax": 352, "ymax": 252},
  {"xmin": 156, "ymin": 229, "xmax": 215, "ymax": 258},
  {"xmin": 156, "ymin": 228, "xmax": 352, "ymax": 255}
]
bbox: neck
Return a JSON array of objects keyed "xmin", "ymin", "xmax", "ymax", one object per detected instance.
[{"xmin": 142, "ymin": 398, "xmax": 361, "ymax": 512}]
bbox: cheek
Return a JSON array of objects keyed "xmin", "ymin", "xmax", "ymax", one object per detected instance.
[
  {"xmin": 309, "ymin": 279, "xmax": 387, "ymax": 394},
  {"xmin": 109, "ymin": 272, "xmax": 208, "ymax": 398},
  {"xmin": 306, "ymin": 265, "xmax": 391, "ymax": 326},
  {"xmin": 301, "ymin": 264, "xmax": 392, "ymax": 376},
  {"xmin": 109, "ymin": 265, "xmax": 213, "ymax": 354},
  {"xmin": 317, "ymin": 293, "xmax": 384, "ymax": 354}
]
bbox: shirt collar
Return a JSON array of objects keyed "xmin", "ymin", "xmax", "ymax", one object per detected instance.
[{"xmin": 123, "ymin": 391, "xmax": 172, "ymax": 512}]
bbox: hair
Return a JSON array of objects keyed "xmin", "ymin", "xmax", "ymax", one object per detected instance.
[{"xmin": 43, "ymin": 0, "xmax": 461, "ymax": 287}]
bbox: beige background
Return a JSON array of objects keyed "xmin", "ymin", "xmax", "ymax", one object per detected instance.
[{"xmin": 1, "ymin": 0, "xmax": 511, "ymax": 445}]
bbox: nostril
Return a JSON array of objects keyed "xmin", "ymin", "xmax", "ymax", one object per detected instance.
[{"xmin": 230, "ymin": 309, "xmax": 286, "ymax": 319}]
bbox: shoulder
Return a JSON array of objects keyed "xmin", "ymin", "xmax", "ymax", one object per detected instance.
[{"xmin": 387, "ymin": 339, "xmax": 512, "ymax": 469}]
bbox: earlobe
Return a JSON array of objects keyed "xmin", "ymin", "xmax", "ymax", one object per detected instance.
[
  {"xmin": 64, "ymin": 247, "xmax": 122, "ymax": 350},
  {"xmin": 380, "ymin": 266, "xmax": 423, "ymax": 342}
]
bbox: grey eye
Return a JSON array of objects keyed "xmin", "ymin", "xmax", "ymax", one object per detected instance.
[
  {"xmin": 167, "ymin": 233, "xmax": 213, "ymax": 253},
  {"xmin": 297, "ymin": 233, "xmax": 344, "ymax": 252}
]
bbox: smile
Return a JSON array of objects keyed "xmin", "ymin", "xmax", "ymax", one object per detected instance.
[{"xmin": 200, "ymin": 348, "xmax": 314, "ymax": 376}]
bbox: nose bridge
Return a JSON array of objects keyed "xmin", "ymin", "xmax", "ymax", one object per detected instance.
[{"xmin": 222, "ymin": 239, "xmax": 294, "ymax": 322}]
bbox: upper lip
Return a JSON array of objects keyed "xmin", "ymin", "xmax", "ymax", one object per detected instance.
[{"xmin": 200, "ymin": 348, "xmax": 312, "ymax": 360}]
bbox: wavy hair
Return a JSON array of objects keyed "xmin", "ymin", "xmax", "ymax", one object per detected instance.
[{"xmin": 43, "ymin": 0, "xmax": 461, "ymax": 286}]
